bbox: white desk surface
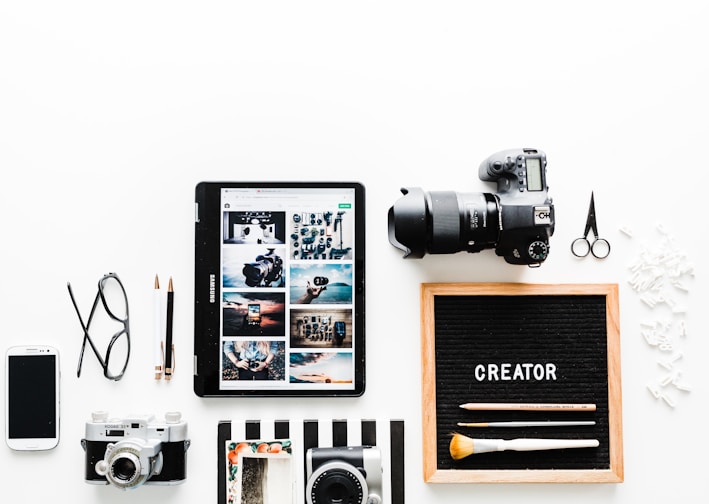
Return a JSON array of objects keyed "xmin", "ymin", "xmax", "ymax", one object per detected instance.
[{"xmin": 2, "ymin": 1, "xmax": 708, "ymax": 501}]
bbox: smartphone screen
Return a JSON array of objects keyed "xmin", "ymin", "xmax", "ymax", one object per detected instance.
[{"xmin": 5, "ymin": 346, "xmax": 60, "ymax": 450}]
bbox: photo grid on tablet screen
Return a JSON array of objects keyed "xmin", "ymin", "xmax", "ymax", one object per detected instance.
[{"xmin": 218, "ymin": 187, "xmax": 357, "ymax": 391}]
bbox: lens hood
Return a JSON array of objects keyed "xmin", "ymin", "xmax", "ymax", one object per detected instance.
[{"xmin": 387, "ymin": 187, "xmax": 428, "ymax": 258}]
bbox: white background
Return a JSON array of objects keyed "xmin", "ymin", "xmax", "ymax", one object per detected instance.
[{"xmin": 2, "ymin": 1, "xmax": 708, "ymax": 501}]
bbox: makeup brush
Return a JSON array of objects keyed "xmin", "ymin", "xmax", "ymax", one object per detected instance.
[{"xmin": 449, "ymin": 433, "xmax": 599, "ymax": 460}]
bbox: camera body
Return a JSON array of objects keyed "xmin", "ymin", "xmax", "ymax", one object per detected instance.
[
  {"xmin": 242, "ymin": 248, "xmax": 283, "ymax": 287},
  {"xmin": 305, "ymin": 446, "xmax": 382, "ymax": 504},
  {"xmin": 387, "ymin": 148, "xmax": 555, "ymax": 266},
  {"xmin": 333, "ymin": 321, "xmax": 346, "ymax": 346},
  {"xmin": 81, "ymin": 411, "xmax": 190, "ymax": 490},
  {"xmin": 313, "ymin": 276, "xmax": 329, "ymax": 287}
]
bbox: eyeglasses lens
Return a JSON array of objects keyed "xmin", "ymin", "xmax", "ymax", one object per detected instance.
[
  {"xmin": 100, "ymin": 275, "xmax": 128, "ymax": 321},
  {"xmin": 106, "ymin": 331, "xmax": 130, "ymax": 379}
]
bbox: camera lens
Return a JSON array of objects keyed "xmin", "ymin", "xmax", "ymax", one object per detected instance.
[
  {"xmin": 310, "ymin": 467, "xmax": 364, "ymax": 504},
  {"xmin": 243, "ymin": 262, "xmax": 270, "ymax": 286},
  {"xmin": 388, "ymin": 187, "xmax": 500, "ymax": 258},
  {"xmin": 112, "ymin": 457, "xmax": 138, "ymax": 482}
]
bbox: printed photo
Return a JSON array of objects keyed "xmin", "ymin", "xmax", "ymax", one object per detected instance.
[
  {"xmin": 223, "ymin": 292, "xmax": 286, "ymax": 337},
  {"xmin": 226, "ymin": 440, "xmax": 292, "ymax": 504},
  {"xmin": 289, "ymin": 263, "xmax": 353, "ymax": 305},
  {"xmin": 290, "ymin": 209, "xmax": 353, "ymax": 260},
  {"xmin": 289, "ymin": 352, "xmax": 354, "ymax": 384},
  {"xmin": 223, "ymin": 340, "xmax": 286, "ymax": 382},
  {"xmin": 223, "ymin": 211, "xmax": 286, "ymax": 245},
  {"xmin": 223, "ymin": 246, "xmax": 286, "ymax": 288},
  {"xmin": 290, "ymin": 309, "xmax": 353, "ymax": 349}
]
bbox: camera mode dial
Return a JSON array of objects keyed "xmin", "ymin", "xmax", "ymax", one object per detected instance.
[{"xmin": 528, "ymin": 240, "xmax": 549, "ymax": 262}]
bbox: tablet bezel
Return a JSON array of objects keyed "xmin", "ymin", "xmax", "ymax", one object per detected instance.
[{"xmin": 194, "ymin": 181, "xmax": 365, "ymax": 397}]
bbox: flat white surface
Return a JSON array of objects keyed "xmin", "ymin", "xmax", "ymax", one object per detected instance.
[{"xmin": 1, "ymin": 1, "xmax": 708, "ymax": 501}]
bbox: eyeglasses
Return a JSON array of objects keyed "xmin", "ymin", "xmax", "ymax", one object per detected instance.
[{"xmin": 67, "ymin": 272, "xmax": 131, "ymax": 381}]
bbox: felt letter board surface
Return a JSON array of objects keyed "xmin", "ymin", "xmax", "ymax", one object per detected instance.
[{"xmin": 421, "ymin": 283, "xmax": 623, "ymax": 483}]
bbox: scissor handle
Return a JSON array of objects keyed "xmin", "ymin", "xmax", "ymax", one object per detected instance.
[
  {"xmin": 571, "ymin": 237, "xmax": 591, "ymax": 257},
  {"xmin": 571, "ymin": 237, "xmax": 610, "ymax": 259},
  {"xmin": 590, "ymin": 238, "xmax": 611, "ymax": 259}
]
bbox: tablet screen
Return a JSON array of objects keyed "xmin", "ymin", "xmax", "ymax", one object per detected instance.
[{"xmin": 194, "ymin": 182, "xmax": 365, "ymax": 396}]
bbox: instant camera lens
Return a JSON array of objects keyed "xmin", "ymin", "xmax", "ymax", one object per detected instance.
[{"xmin": 309, "ymin": 465, "xmax": 365, "ymax": 504}]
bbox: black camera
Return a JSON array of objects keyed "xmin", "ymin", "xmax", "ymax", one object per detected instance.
[
  {"xmin": 313, "ymin": 276, "xmax": 329, "ymax": 287},
  {"xmin": 387, "ymin": 148, "xmax": 555, "ymax": 266},
  {"xmin": 333, "ymin": 321, "xmax": 346, "ymax": 346},
  {"xmin": 305, "ymin": 446, "xmax": 382, "ymax": 504},
  {"xmin": 242, "ymin": 248, "xmax": 283, "ymax": 286},
  {"xmin": 81, "ymin": 411, "xmax": 190, "ymax": 490}
]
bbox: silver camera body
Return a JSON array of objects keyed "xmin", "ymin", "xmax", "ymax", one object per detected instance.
[
  {"xmin": 305, "ymin": 446, "xmax": 383, "ymax": 504},
  {"xmin": 81, "ymin": 411, "xmax": 190, "ymax": 490}
]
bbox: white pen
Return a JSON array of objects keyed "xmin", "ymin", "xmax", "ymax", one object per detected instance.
[{"xmin": 154, "ymin": 274, "xmax": 163, "ymax": 380}]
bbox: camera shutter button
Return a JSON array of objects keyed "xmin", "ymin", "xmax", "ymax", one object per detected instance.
[
  {"xmin": 92, "ymin": 411, "xmax": 109, "ymax": 423},
  {"xmin": 165, "ymin": 412, "xmax": 182, "ymax": 423}
]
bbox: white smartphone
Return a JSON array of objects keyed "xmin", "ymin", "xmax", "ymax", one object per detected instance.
[{"xmin": 5, "ymin": 345, "xmax": 60, "ymax": 450}]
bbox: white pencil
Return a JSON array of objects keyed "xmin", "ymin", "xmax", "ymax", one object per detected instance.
[
  {"xmin": 457, "ymin": 421, "xmax": 596, "ymax": 428},
  {"xmin": 459, "ymin": 402, "xmax": 596, "ymax": 412}
]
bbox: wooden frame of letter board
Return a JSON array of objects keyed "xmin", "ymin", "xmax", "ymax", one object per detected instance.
[{"xmin": 421, "ymin": 283, "xmax": 623, "ymax": 484}]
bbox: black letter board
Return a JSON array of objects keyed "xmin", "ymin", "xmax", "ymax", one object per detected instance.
[{"xmin": 421, "ymin": 283, "xmax": 623, "ymax": 483}]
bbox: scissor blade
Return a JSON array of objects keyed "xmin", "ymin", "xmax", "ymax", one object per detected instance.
[{"xmin": 585, "ymin": 192, "xmax": 598, "ymax": 237}]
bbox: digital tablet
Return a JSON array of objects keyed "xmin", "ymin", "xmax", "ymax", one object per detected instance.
[{"xmin": 194, "ymin": 182, "xmax": 365, "ymax": 397}]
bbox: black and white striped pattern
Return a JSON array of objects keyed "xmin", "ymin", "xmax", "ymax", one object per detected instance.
[{"xmin": 218, "ymin": 418, "xmax": 405, "ymax": 504}]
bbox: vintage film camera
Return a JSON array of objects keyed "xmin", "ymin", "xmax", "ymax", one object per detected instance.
[
  {"xmin": 305, "ymin": 446, "xmax": 383, "ymax": 504},
  {"xmin": 388, "ymin": 148, "xmax": 555, "ymax": 266},
  {"xmin": 242, "ymin": 248, "xmax": 283, "ymax": 287},
  {"xmin": 81, "ymin": 411, "xmax": 190, "ymax": 490}
]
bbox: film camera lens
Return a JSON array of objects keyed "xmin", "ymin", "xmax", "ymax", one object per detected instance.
[
  {"xmin": 387, "ymin": 148, "xmax": 555, "ymax": 266},
  {"xmin": 95, "ymin": 438, "xmax": 164, "ymax": 489},
  {"xmin": 112, "ymin": 457, "xmax": 138, "ymax": 482}
]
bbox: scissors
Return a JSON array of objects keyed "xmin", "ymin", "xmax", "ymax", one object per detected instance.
[{"xmin": 571, "ymin": 192, "xmax": 610, "ymax": 259}]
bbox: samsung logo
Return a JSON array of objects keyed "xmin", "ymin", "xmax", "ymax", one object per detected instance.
[{"xmin": 209, "ymin": 274, "xmax": 216, "ymax": 303}]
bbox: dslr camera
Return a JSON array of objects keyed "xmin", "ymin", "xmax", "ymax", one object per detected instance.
[
  {"xmin": 81, "ymin": 411, "xmax": 190, "ymax": 490},
  {"xmin": 242, "ymin": 248, "xmax": 283, "ymax": 287},
  {"xmin": 388, "ymin": 148, "xmax": 555, "ymax": 266},
  {"xmin": 305, "ymin": 446, "xmax": 382, "ymax": 504}
]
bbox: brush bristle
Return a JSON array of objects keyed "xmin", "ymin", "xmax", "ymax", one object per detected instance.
[{"xmin": 449, "ymin": 433, "xmax": 475, "ymax": 460}]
